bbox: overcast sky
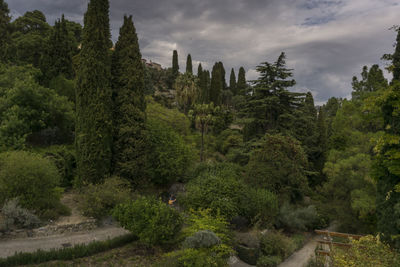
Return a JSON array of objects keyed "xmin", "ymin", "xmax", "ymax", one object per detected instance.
[{"xmin": 8, "ymin": 0, "xmax": 400, "ymax": 104}]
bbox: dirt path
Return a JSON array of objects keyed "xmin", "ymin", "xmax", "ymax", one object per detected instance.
[
  {"xmin": 278, "ymin": 236, "xmax": 318, "ymax": 267},
  {"xmin": 0, "ymin": 226, "xmax": 129, "ymax": 258}
]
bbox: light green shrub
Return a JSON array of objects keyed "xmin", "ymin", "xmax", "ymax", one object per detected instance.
[
  {"xmin": 183, "ymin": 230, "xmax": 221, "ymax": 249},
  {"xmin": 0, "ymin": 151, "xmax": 65, "ymax": 219},
  {"xmin": 259, "ymin": 231, "xmax": 295, "ymax": 261},
  {"xmin": 1, "ymin": 198, "xmax": 41, "ymax": 230},
  {"xmin": 276, "ymin": 203, "xmax": 319, "ymax": 232},
  {"xmin": 112, "ymin": 196, "xmax": 183, "ymax": 246},
  {"xmin": 256, "ymin": 255, "xmax": 282, "ymax": 267}
]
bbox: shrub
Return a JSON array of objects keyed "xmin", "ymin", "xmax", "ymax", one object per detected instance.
[
  {"xmin": 239, "ymin": 187, "xmax": 278, "ymax": 227},
  {"xmin": 36, "ymin": 145, "xmax": 76, "ymax": 188},
  {"xmin": 146, "ymin": 119, "xmax": 194, "ymax": 185},
  {"xmin": 183, "ymin": 230, "xmax": 221, "ymax": 249},
  {"xmin": 79, "ymin": 176, "xmax": 132, "ymax": 220},
  {"xmin": 259, "ymin": 231, "xmax": 295, "ymax": 261},
  {"xmin": 0, "ymin": 151, "xmax": 64, "ymax": 218},
  {"xmin": 276, "ymin": 203, "xmax": 319, "ymax": 232},
  {"xmin": 181, "ymin": 163, "xmax": 244, "ymax": 220},
  {"xmin": 256, "ymin": 255, "xmax": 282, "ymax": 267},
  {"xmin": 159, "ymin": 248, "xmax": 229, "ymax": 267},
  {"xmin": 112, "ymin": 197, "xmax": 183, "ymax": 246},
  {"xmin": 1, "ymin": 198, "xmax": 41, "ymax": 230},
  {"xmin": 332, "ymin": 235, "xmax": 400, "ymax": 267},
  {"xmin": 183, "ymin": 209, "xmax": 232, "ymax": 245}
]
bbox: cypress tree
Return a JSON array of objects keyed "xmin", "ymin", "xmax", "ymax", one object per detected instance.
[
  {"xmin": 393, "ymin": 29, "xmax": 400, "ymax": 82},
  {"xmin": 197, "ymin": 63, "xmax": 202, "ymax": 77},
  {"xmin": 0, "ymin": 0, "xmax": 10, "ymax": 62},
  {"xmin": 172, "ymin": 50, "xmax": 179, "ymax": 77},
  {"xmin": 186, "ymin": 54, "xmax": 193, "ymax": 74},
  {"xmin": 237, "ymin": 66, "xmax": 247, "ymax": 95},
  {"xmin": 111, "ymin": 15, "xmax": 146, "ymax": 186},
  {"xmin": 210, "ymin": 62, "xmax": 223, "ymax": 105},
  {"xmin": 229, "ymin": 68, "xmax": 237, "ymax": 95},
  {"xmin": 75, "ymin": 0, "xmax": 113, "ymax": 185}
]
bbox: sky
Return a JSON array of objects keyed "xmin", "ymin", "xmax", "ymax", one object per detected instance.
[{"xmin": 7, "ymin": 0, "xmax": 400, "ymax": 104}]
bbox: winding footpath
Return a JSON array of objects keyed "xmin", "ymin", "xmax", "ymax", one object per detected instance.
[{"xmin": 0, "ymin": 226, "xmax": 129, "ymax": 258}]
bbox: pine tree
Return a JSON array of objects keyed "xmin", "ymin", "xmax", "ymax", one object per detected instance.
[
  {"xmin": 111, "ymin": 15, "xmax": 147, "ymax": 186},
  {"xmin": 172, "ymin": 50, "xmax": 179, "ymax": 78},
  {"xmin": 75, "ymin": 0, "xmax": 113, "ymax": 185},
  {"xmin": 315, "ymin": 107, "xmax": 327, "ymax": 175},
  {"xmin": 393, "ymin": 29, "xmax": 400, "ymax": 82},
  {"xmin": 186, "ymin": 54, "xmax": 193, "ymax": 74},
  {"xmin": 237, "ymin": 66, "xmax": 247, "ymax": 95},
  {"xmin": 0, "ymin": 0, "xmax": 10, "ymax": 62},
  {"xmin": 229, "ymin": 68, "xmax": 237, "ymax": 95}
]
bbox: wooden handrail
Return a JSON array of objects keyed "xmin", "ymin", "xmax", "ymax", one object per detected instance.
[
  {"xmin": 315, "ymin": 230, "xmax": 363, "ymax": 240},
  {"xmin": 317, "ymin": 240, "xmax": 352, "ymax": 247}
]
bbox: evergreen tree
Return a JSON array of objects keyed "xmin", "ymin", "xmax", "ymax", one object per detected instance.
[
  {"xmin": 237, "ymin": 66, "xmax": 247, "ymax": 95},
  {"xmin": 229, "ymin": 68, "xmax": 237, "ymax": 95},
  {"xmin": 111, "ymin": 15, "xmax": 147, "ymax": 186},
  {"xmin": 242, "ymin": 52, "xmax": 302, "ymax": 140},
  {"xmin": 315, "ymin": 107, "xmax": 327, "ymax": 173},
  {"xmin": 75, "ymin": 0, "xmax": 113, "ymax": 185},
  {"xmin": 393, "ymin": 29, "xmax": 400, "ymax": 82},
  {"xmin": 352, "ymin": 65, "xmax": 387, "ymax": 100},
  {"xmin": 186, "ymin": 54, "xmax": 193, "ymax": 74},
  {"xmin": 172, "ymin": 50, "xmax": 179, "ymax": 78},
  {"xmin": 210, "ymin": 62, "xmax": 225, "ymax": 105},
  {"xmin": 197, "ymin": 63, "xmax": 202, "ymax": 77},
  {"xmin": 0, "ymin": 0, "xmax": 10, "ymax": 62},
  {"xmin": 45, "ymin": 15, "xmax": 75, "ymax": 81}
]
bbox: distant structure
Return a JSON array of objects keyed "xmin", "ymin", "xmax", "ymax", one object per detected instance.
[{"xmin": 142, "ymin": 58, "xmax": 162, "ymax": 70}]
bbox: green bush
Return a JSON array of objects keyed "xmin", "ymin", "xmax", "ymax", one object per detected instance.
[
  {"xmin": 256, "ymin": 255, "xmax": 282, "ymax": 267},
  {"xmin": 239, "ymin": 187, "xmax": 278, "ymax": 227},
  {"xmin": 0, "ymin": 151, "xmax": 65, "ymax": 219},
  {"xmin": 183, "ymin": 230, "xmax": 221, "ymax": 249},
  {"xmin": 79, "ymin": 176, "xmax": 132, "ymax": 220},
  {"xmin": 146, "ymin": 119, "xmax": 194, "ymax": 185},
  {"xmin": 112, "ymin": 196, "xmax": 183, "ymax": 246},
  {"xmin": 35, "ymin": 145, "xmax": 76, "ymax": 188},
  {"xmin": 181, "ymin": 168, "xmax": 244, "ymax": 220},
  {"xmin": 259, "ymin": 231, "xmax": 295, "ymax": 261},
  {"xmin": 1, "ymin": 198, "xmax": 41, "ymax": 230},
  {"xmin": 183, "ymin": 209, "xmax": 232, "ymax": 245},
  {"xmin": 276, "ymin": 203, "xmax": 319, "ymax": 232},
  {"xmin": 159, "ymin": 247, "xmax": 229, "ymax": 267}
]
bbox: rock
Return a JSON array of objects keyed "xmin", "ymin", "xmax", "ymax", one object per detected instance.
[
  {"xmin": 235, "ymin": 231, "xmax": 260, "ymax": 249},
  {"xmin": 235, "ymin": 244, "xmax": 260, "ymax": 266}
]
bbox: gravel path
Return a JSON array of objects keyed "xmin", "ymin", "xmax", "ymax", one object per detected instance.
[
  {"xmin": 0, "ymin": 226, "xmax": 129, "ymax": 258},
  {"xmin": 278, "ymin": 236, "xmax": 318, "ymax": 267}
]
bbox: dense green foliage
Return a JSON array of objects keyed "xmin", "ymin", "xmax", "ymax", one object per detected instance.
[
  {"xmin": 174, "ymin": 72, "xmax": 199, "ymax": 114},
  {"xmin": 237, "ymin": 66, "xmax": 247, "ymax": 95},
  {"xmin": 75, "ymin": 0, "xmax": 113, "ymax": 185},
  {"xmin": 112, "ymin": 197, "xmax": 183, "ymax": 245},
  {"xmin": 210, "ymin": 62, "xmax": 226, "ymax": 105},
  {"xmin": 172, "ymin": 50, "xmax": 179, "ymax": 78},
  {"xmin": 79, "ymin": 176, "xmax": 132, "ymax": 219},
  {"xmin": 0, "ymin": 0, "xmax": 10, "ymax": 62},
  {"xmin": 111, "ymin": 15, "xmax": 147, "ymax": 186},
  {"xmin": 0, "ymin": 151, "xmax": 65, "ymax": 219}
]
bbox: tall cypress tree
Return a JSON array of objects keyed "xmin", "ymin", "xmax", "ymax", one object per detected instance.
[
  {"xmin": 0, "ymin": 0, "xmax": 10, "ymax": 62},
  {"xmin": 393, "ymin": 29, "xmax": 400, "ymax": 82},
  {"xmin": 186, "ymin": 54, "xmax": 193, "ymax": 74},
  {"xmin": 210, "ymin": 62, "xmax": 223, "ymax": 105},
  {"xmin": 237, "ymin": 66, "xmax": 247, "ymax": 95},
  {"xmin": 197, "ymin": 63, "xmax": 202, "ymax": 77},
  {"xmin": 75, "ymin": 0, "xmax": 113, "ymax": 185},
  {"xmin": 172, "ymin": 50, "xmax": 179, "ymax": 78},
  {"xmin": 229, "ymin": 68, "xmax": 237, "ymax": 95},
  {"xmin": 111, "ymin": 15, "xmax": 146, "ymax": 186}
]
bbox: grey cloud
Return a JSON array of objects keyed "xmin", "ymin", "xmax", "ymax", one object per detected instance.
[{"xmin": 7, "ymin": 0, "xmax": 400, "ymax": 103}]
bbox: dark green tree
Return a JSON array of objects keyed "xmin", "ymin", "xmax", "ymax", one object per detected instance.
[
  {"xmin": 242, "ymin": 52, "xmax": 302, "ymax": 140},
  {"xmin": 111, "ymin": 15, "xmax": 146, "ymax": 186},
  {"xmin": 186, "ymin": 54, "xmax": 193, "ymax": 74},
  {"xmin": 172, "ymin": 50, "xmax": 179, "ymax": 78},
  {"xmin": 75, "ymin": 0, "xmax": 113, "ymax": 185},
  {"xmin": 0, "ymin": 0, "xmax": 10, "ymax": 62},
  {"xmin": 210, "ymin": 62, "xmax": 226, "ymax": 105},
  {"xmin": 315, "ymin": 107, "xmax": 328, "ymax": 174},
  {"xmin": 229, "ymin": 68, "xmax": 237, "ymax": 95},
  {"xmin": 237, "ymin": 66, "xmax": 247, "ymax": 95},
  {"xmin": 393, "ymin": 29, "xmax": 400, "ymax": 82},
  {"xmin": 352, "ymin": 65, "xmax": 387, "ymax": 100},
  {"xmin": 197, "ymin": 63, "xmax": 202, "ymax": 77}
]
